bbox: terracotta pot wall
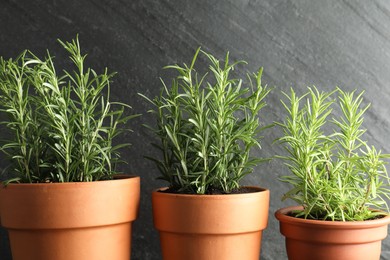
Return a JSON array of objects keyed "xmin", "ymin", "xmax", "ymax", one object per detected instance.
[
  {"xmin": 0, "ymin": 176, "xmax": 140, "ymax": 260},
  {"xmin": 153, "ymin": 187, "xmax": 270, "ymax": 260},
  {"xmin": 275, "ymin": 206, "xmax": 390, "ymax": 260}
]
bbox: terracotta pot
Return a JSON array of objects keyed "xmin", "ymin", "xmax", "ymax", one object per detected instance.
[
  {"xmin": 275, "ymin": 206, "xmax": 390, "ymax": 260},
  {"xmin": 0, "ymin": 175, "xmax": 140, "ymax": 260},
  {"xmin": 152, "ymin": 187, "xmax": 270, "ymax": 260}
]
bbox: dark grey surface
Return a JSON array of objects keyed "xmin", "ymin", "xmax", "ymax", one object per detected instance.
[{"xmin": 1, "ymin": 0, "xmax": 390, "ymax": 259}]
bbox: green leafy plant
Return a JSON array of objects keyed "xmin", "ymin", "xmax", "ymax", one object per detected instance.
[
  {"xmin": 140, "ymin": 48, "xmax": 271, "ymax": 194},
  {"xmin": 276, "ymin": 87, "xmax": 390, "ymax": 221},
  {"xmin": 0, "ymin": 36, "xmax": 136, "ymax": 183}
]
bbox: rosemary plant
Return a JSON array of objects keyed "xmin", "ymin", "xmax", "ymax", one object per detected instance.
[
  {"xmin": 0, "ymin": 37, "xmax": 135, "ymax": 183},
  {"xmin": 276, "ymin": 87, "xmax": 390, "ymax": 221},
  {"xmin": 141, "ymin": 48, "xmax": 271, "ymax": 194}
]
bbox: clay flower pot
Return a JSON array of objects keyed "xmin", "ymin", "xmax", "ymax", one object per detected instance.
[
  {"xmin": 0, "ymin": 175, "xmax": 140, "ymax": 260},
  {"xmin": 275, "ymin": 206, "xmax": 390, "ymax": 260},
  {"xmin": 152, "ymin": 186, "xmax": 270, "ymax": 260}
]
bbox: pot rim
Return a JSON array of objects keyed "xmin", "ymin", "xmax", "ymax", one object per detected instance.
[
  {"xmin": 152, "ymin": 186, "xmax": 270, "ymax": 234},
  {"xmin": 152, "ymin": 186, "xmax": 269, "ymax": 199},
  {"xmin": 0, "ymin": 174, "xmax": 140, "ymax": 229},
  {"xmin": 1, "ymin": 174, "xmax": 139, "ymax": 188},
  {"xmin": 275, "ymin": 205, "xmax": 390, "ymax": 228}
]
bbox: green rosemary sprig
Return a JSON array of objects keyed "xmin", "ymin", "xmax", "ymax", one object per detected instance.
[
  {"xmin": 276, "ymin": 87, "xmax": 390, "ymax": 221},
  {"xmin": 141, "ymin": 48, "xmax": 272, "ymax": 194},
  {"xmin": 0, "ymin": 36, "xmax": 136, "ymax": 183}
]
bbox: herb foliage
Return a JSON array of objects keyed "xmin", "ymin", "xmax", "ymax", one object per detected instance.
[
  {"xmin": 0, "ymin": 37, "xmax": 135, "ymax": 183},
  {"xmin": 141, "ymin": 48, "xmax": 271, "ymax": 194},
  {"xmin": 276, "ymin": 87, "xmax": 390, "ymax": 221}
]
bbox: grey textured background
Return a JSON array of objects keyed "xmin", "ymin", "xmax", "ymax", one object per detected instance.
[{"xmin": 1, "ymin": 0, "xmax": 390, "ymax": 259}]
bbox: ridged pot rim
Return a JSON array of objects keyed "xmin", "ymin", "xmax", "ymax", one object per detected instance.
[
  {"xmin": 0, "ymin": 174, "xmax": 140, "ymax": 229},
  {"xmin": 152, "ymin": 186, "xmax": 270, "ymax": 234},
  {"xmin": 275, "ymin": 205, "xmax": 390, "ymax": 229},
  {"xmin": 0, "ymin": 174, "xmax": 139, "ymax": 188},
  {"xmin": 152, "ymin": 186, "xmax": 269, "ymax": 200}
]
